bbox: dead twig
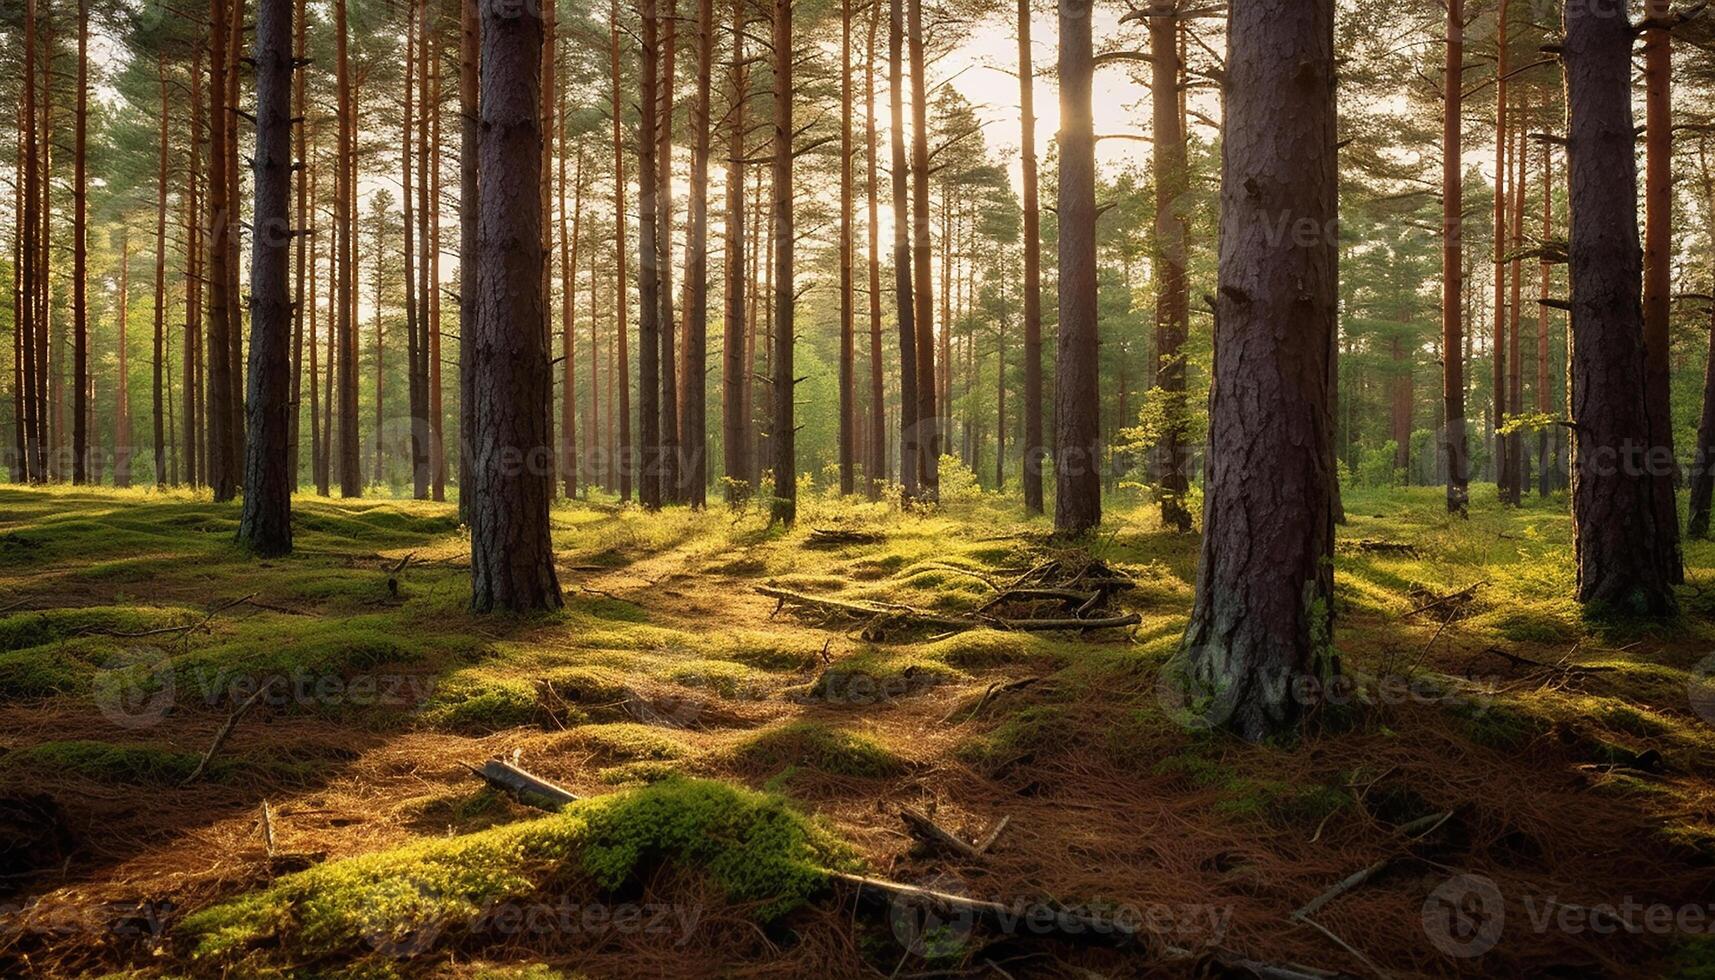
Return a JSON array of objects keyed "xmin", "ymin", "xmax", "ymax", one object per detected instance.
[{"xmin": 180, "ymin": 676, "xmax": 281, "ymax": 786}]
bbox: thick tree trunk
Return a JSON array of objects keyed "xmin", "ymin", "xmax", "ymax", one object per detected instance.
[
  {"xmin": 837, "ymin": 0, "xmax": 855, "ymax": 496},
  {"xmin": 610, "ymin": 0, "xmax": 634, "ymax": 503},
  {"xmin": 1054, "ymin": 0, "xmax": 1100, "ymax": 535},
  {"xmin": 152, "ymin": 57, "xmax": 171, "ymax": 488},
  {"xmin": 538, "ymin": 0, "xmax": 557, "ymax": 498},
  {"xmin": 470, "ymin": 0, "xmax": 563, "ymax": 613},
  {"xmin": 906, "ymin": 0, "xmax": 937, "ymax": 499},
  {"xmin": 1017, "ymin": 0, "xmax": 1043, "ymax": 513},
  {"xmin": 238, "ymin": 0, "xmax": 296, "ymax": 556},
  {"xmin": 414, "ymin": 0, "xmax": 433, "ymax": 500},
  {"xmin": 770, "ymin": 0, "xmax": 796, "ymax": 525},
  {"xmin": 682, "ymin": 0, "xmax": 714, "ymax": 507},
  {"xmin": 335, "ymin": 0, "xmax": 362, "ymax": 496},
  {"xmin": 115, "ymin": 233, "xmax": 132, "ymax": 488},
  {"xmin": 1641, "ymin": 0, "xmax": 1683, "ymax": 582},
  {"xmin": 1177, "ymin": 0, "xmax": 1339, "ymax": 741},
  {"xmin": 722, "ymin": 0, "xmax": 749, "ymax": 504},
  {"xmin": 72, "ymin": 0, "xmax": 89, "ymax": 484},
  {"xmin": 1149, "ymin": 11, "xmax": 1191, "ymax": 531},
  {"xmin": 459, "ymin": 0, "xmax": 479, "ymax": 516},
  {"xmin": 1562, "ymin": 2, "xmax": 1676, "ymax": 615},
  {"xmin": 1537, "ymin": 132, "xmax": 1553, "ymax": 498},
  {"xmin": 1442, "ymin": 0, "xmax": 1468, "ymax": 514},
  {"xmin": 288, "ymin": 0, "xmax": 307, "ymax": 488},
  {"xmin": 658, "ymin": 0, "xmax": 682, "ymax": 505},
  {"xmin": 207, "ymin": 0, "xmax": 238, "ymax": 500},
  {"xmin": 403, "ymin": 5, "xmax": 424, "ymax": 498},
  {"xmin": 1491, "ymin": 0, "xmax": 1510, "ymax": 502},
  {"xmin": 639, "ymin": 0, "xmax": 664, "ymax": 511},
  {"xmin": 888, "ymin": 0, "xmax": 918, "ymax": 498}
]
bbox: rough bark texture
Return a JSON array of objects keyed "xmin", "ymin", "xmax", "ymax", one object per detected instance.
[
  {"xmin": 1016, "ymin": 0, "xmax": 1043, "ymax": 513},
  {"xmin": 1641, "ymin": 0, "xmax": 1683, "ymax": 582},
  {"xmin": 770, "ymin": 0, "xmax": 796, "ymax": 525},
  {"xmin": 906, "ymin": 0, "xmax": 937, "ymax": 500},
  {"xmin": 152, "ymin": 57, "xmax": 170, "ymax": 488},
  {"xmin": 1441, "ymin": 0, "xmax": 1468, "ymax": 515},
  {"xmin": 610, "ymin": 0, "xmax": 633, "ymax": 503},
  {"xmin": 887, "ymin": 0, "xmax": 918, "ymax": 498},
  {"xmin": 469, "ymin": 0, "xmax": 562, "ymax": 614},
  {"xmin": 1562, "ymin": 2, "xmax": 1676, "ymax": 615},
  {"xmin": 72, "ymin": 0, "xmax": 89, "ymax": 483},
  {"xmin": 1537, "ymin": 134, "xmax": 1552, "ymax": 498},
  {"xmin": 458, "ymin": 0, "xmax": 479, "ymax": 519},
  {"xmin": 1178, "ymin": 0, "xmax": 1339, "ymax": 742},
  {"xmin": 207, "ymin": 0, "xmax": 238, "ymax": 501},
  {"xmin": 865, "ymin": 0, "xmax": 885, "ymax": 497},
  {"xmin": 659, "ymin": 0, "xmax": 682, "ymax": 505},
  {"xmin": 722, "ymin": 0, "xmax": 748, "ymax": 504},
  {"xmin": 237, "ymin": 0, "xmax": 295, "ymax": 556},
  {"xmin": 837, "ymin": 0, "xmax": 855, "ymax": 496},
  {"xmin": 1054, "ymin": 0, "xmax": 1100, "ymax": 535},
  {"xmin": 1691, "ymin": 294, "xmax": 1715, "ymax": 538},
  {"xmin": 1491, "ymin": 0, "xmax": 1510, "ymax": 503},
  {"xmin": 639, "ymin": 0, "xmax": 664, "ymax": 511},
  {"xmin": 335, "ymin": 0, "xmax": 361, "ymax": 496},
  {"xmin": 683, "ymin": 0, "xmax": 714, "ymax": 507}
]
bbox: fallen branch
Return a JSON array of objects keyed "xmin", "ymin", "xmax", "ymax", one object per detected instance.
[
  {"xmin": 806, "ymin": 528, "xmax": 885, "ymax": 547},
  {"xmin": 180, "ymin": 676, "xmax": 281, "ymax": 786},
  {"xmin": 975, "ymin": 815, "xmax": 1010, "ymax": 854},
  {"xmin": 1292, "ymin": 810, "xmax": 1455, "ymax": 920},
  {"xmin": 91, "ymin": 592, "xmax": 257, "ymax": 641},
  {"xmin": 467, "ymin": 759, "xmax": 580, "ymax": 810},
  {"xmin": 1403, "ymin": 581, "xmax": 1486, "ymax": 619},
  {"xmin": 941, "ymin": 677, "xmax": 1043, "ymax": 724},
  {"xmin": 828, "ymin": 870, "xmax": 1140, "ymax": 947},
  {"xmin": 900, "ymin": 805, "xmax": 985, "ymax": 861}
]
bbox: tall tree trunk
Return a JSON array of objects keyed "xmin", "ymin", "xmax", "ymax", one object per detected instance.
[
  {"xmin": 561, "ymin": 122, "xmax": 584, "ymax": 500},
  {"xmin": 1177, "ymin": 0, "xmax": 1338, "ymax": 741},
  {"xmin": 470, "ymin": 0, "xmax": 562, "ymax": 612},
  {"xmin": 1491, "ymin": 0, "xmax": 1510, "ymax": 502},
  {"xmin": 1691, "ymin": 143, "xmax": 1715, "ymax": 538},
  {"xmin": 639, "ymin": 0, "xmax": 664, "ymax": 511},
  {"xmin": 238, "ymin": 0, "xmax": 296, "ymax": 556},
  {"xmin": 11, "ymin": 98, "xmax": 26, "ymax": 483},
  {"xmin": 865, "ymin": 0, "xmax": 885, "ymax": 497},
  {"xmin": 1442, "ymin": 0, "xmax": 1467, "ymax": 514},
  {"xmin": 115, "ymin": 232, "xmax": 132, "ymax": 488},
  {"xmin": 682, "ymin": 0, "xmax": 714, "ymax": 507},
  {"xmin": 722, "ymin": 0, "xmax": 749, "ymax": 504},
  {"xmin": 1641, "ymin": 0, "xmax": 1683, "ymax": 582},
  {"xmin": 335, "ymin": 0, "xmax": 362, "ymax": 496},
  {"xmin": 906, "ymin": 0, "xmax": 937, "ymax": 499},
  {"xmin": 1149, "ymin": 10, "xmax": 1190, "ymax": 530},
  {"xmin": 1505, "ymin": 115, "xmax": 1526, "ymax": 504},
  {"xmin": 153, "ymin": 56, "xmax": 171, "ymax": 488},
  {"xmin": 1537, "ymin": 130, "xmax": 1553, "ymax": 498},
  {"xmin": 72, "ymin": 0, "xmax": 89, "ymax": 483},
  {"xmin": 836, "ymin": 0, "xmax": 855, "ymax": 496},
  {"xmin": 1562, "ymin": 1, "xmax": 1676, "ymax": 614},
  {"xmin": 185, "ymin": 49, "xmax": 205, "ymax": 488},
  {"xmin": 288, "ymin": 0, "xmax": 307, "ymax": 488},
  {"xmin": 538, "ymin": 0, "xmax": 557, "ymax": 497},
  {"xmin": 430, "ymin": 50, "xmax": 446, "ymax": 501},
  {"xmin": 611, "ymin": 0, "xmax": 634, "ymax": 503},
  {"xmin": 459, "ymin": 0, "xmax": 479, "ymax": 516},
  {"xmin": 415, "ymin": 0, "xmax": 434, "ymax": 499},
  {"xmin": 659, "ymin": 0, "xmax": 682, "ymax": 504},
  {"xmin": 207, "ymin": 0, "xmax": 238, "ymax": 499},
  {"xmin": 310, "ymin": 158, "xmax": 323, "ymax": 494},
  {"xmin": 1017, "ymin": 0, "xmax": 1043, "ymax": 513},
  {"xmin": 403, "ymin": 2, "xmax": 425, "ymax": 497},
  {"xmin": 1054, "ymin": 0, "xmax": 1099, "ymax": 534},
  {"xmin": 769, "ymin": 0, "xmax": 795, "ymax": 525},
  {"xmin": 887, "ymin": 0, "xmax": 918, "ymax": 498}
]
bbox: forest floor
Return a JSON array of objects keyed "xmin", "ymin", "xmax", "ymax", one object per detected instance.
[{"xmin": 1, "ymin": 483, "xmax": 1714, "ymax": 978}]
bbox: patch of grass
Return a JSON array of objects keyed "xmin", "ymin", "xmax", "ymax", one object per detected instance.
[
  {"xmin": 731, "ymin": 721, "xmax": 905, "ymax": 778},
  {"xmin": 180, "ymin": 779, "xmax": 850, "ymax": 966},
  {"xmin": 0, "ymin": 739, "xmax": 319, "ymax": 786},
  {"xmin": 562, "ymin": 722, "xmax": 692, "ymax": 762},
  {"xmin": 419, "ymin": 673, "xmax": 540, "ymax": 733},
  {"xmin": 0, "ymin": 606, "xmax": 194, "ymax": 652}
]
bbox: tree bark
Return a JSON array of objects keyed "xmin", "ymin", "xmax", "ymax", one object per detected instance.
[
  {"xmin": 430, "ymin": 36, "xmax": 447, "ymax": 501},
  {"xmin": 837, "ymin": 0, "xmax": 855, "ymax": 496},
  {"xmin": 116, "ymin": 231, "xmax": 132, "ymax": 488},
  {"xmin": 907, "ymin": 0, "xmax": 937, "ymax": 500},
  {"xmin": 888, "ymin": 0, "xmax": 918, "ymax": 498},
  {"xmin": 403, "ymin": 3, "xmax": 425, "ymax": 498},
  {"xmin": 1491, "ymin": 0, "xmax": 1510, "ymax": 502},
  {"xmin": 469, "ymin": 0, "xmax": 563, "ymax": 613},
  {"xmin": 1017, "ymin": 0, "xmax": 1043, "ymax": 514},
  {"xmin": 185, "ymin": 49, "xmax": 205, "ymax": 488},
  {"xmin": 639, "ymin": 0, "xmax": 664, "ymax": 510},
  {"xmin": 72, "ymin": 0, "xmax": 90, "ymax": 483},
  {"xmin": 207, "ymin": 0, "xmax": 238, "ymax": 500},
  {"xmin": 459, "ymin": 0, "xmax": 480, "ymax": 516},
  {"xmin": 1177, "ymin": 0, "xmax": 1339, "ymax": 741},
  {"xmin": 1505, "ymin": 115, "xmax": 1526, "ymax": 504},
  {"xmin": 770, "ymin": 0, "xmax": 796, "ymax": 525},
  {"xmin": 1149, "ymin": 10, "xmax": 1190, "ymax": 531},
  {"xmin": 238, "ymin": 0, "xmax": 296, "ymax": 556},
  {"xmin": 1442, "ymin": 0, "xmax": 1467, "ymax": 515},
  {"xmin": 659, "ymin": 0, "xmax": 682, "ymax": 505},
  {"xmin": 1537, "ymin": 127, "xmax": 1552, "ymax": 498},
  {"xmin": 1641, "ymin": 0, "xmax": 1683, "ymax": 582},
  {"xmin": 335, "ymin": 0, "xmax": 362, "ymax": 496},
  {"xmin": 560, "ymin": 96, "xmax": 583, "ymax": 500},
  {"xmin": 682, "ymin": 0, "xmax": 715, "ymax": 507},
  {"xmin": 288, "ymin": 0, "xmax": 308, "ymax": 487},
  {"xmin": 865, "ymin": 0, "xmax": 885, "ymax": 497},
  {"xmin": 1054, "ymin": 0, "xmax": 1100, "ymax": 535},
  {"xmin": 610, "ymin": 0, "xmax": 634, "ymax": 502},
  {"xmin": 722, "ymin": 0, "xmax": 749, "ymax": 504},
  {"xmin": 1562, "ymin": 1, "xmax": 1676, "ymax": 615},
  {"xmin": 152, "ymin": 55, "xmax": 171, "ymax": 488}
]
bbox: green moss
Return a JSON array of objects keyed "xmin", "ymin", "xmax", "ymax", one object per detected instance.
[
  {"xmin": 2, "ymin": 740, "xmax": 207, "ymax": 784},
  {"xmin": 564, "ymin": 722, "xmax": 691, "ymax": 761},
  {"xmin": 0, "ymin": 606, "xmax": 194, "ymax": 652},
  {"xmin": 1450, "ymin": 700, "xmax": 1548, "ymax": 751},
  {"xmin": 597, "ymin": 760, "xmax": 685, "ymax": 785},
  {"xmin": 419, "ymin": 674, "xmax": 539, "ymax": 733},
  {"xmin": 956, "ymin": 705, "xmax": 1076, "ymax": 769},
  {"xmin": 731, "ymin": 722, "xmax": 905, "ymax": 778},
  {"xmin": 181, "ymin": 779, "xmax": 849, "ymax": 966},
  {"xmin": 1670, "ymin": 935, "xmax": 1715, "ymax": 979},
  {"xmin": 1151, "ymin": 748, "xmax": 1347, "ymax": 825}
]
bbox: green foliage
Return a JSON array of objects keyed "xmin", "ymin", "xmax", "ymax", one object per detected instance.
[{"xmin": 730, "ymin": 722, "xmax": 905, "ymax": 778}]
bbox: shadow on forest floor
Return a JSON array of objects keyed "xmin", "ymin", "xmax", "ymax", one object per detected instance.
[{"xmin": 2, "ymin": 481, "xmax": 1715, "ymax": 978}]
